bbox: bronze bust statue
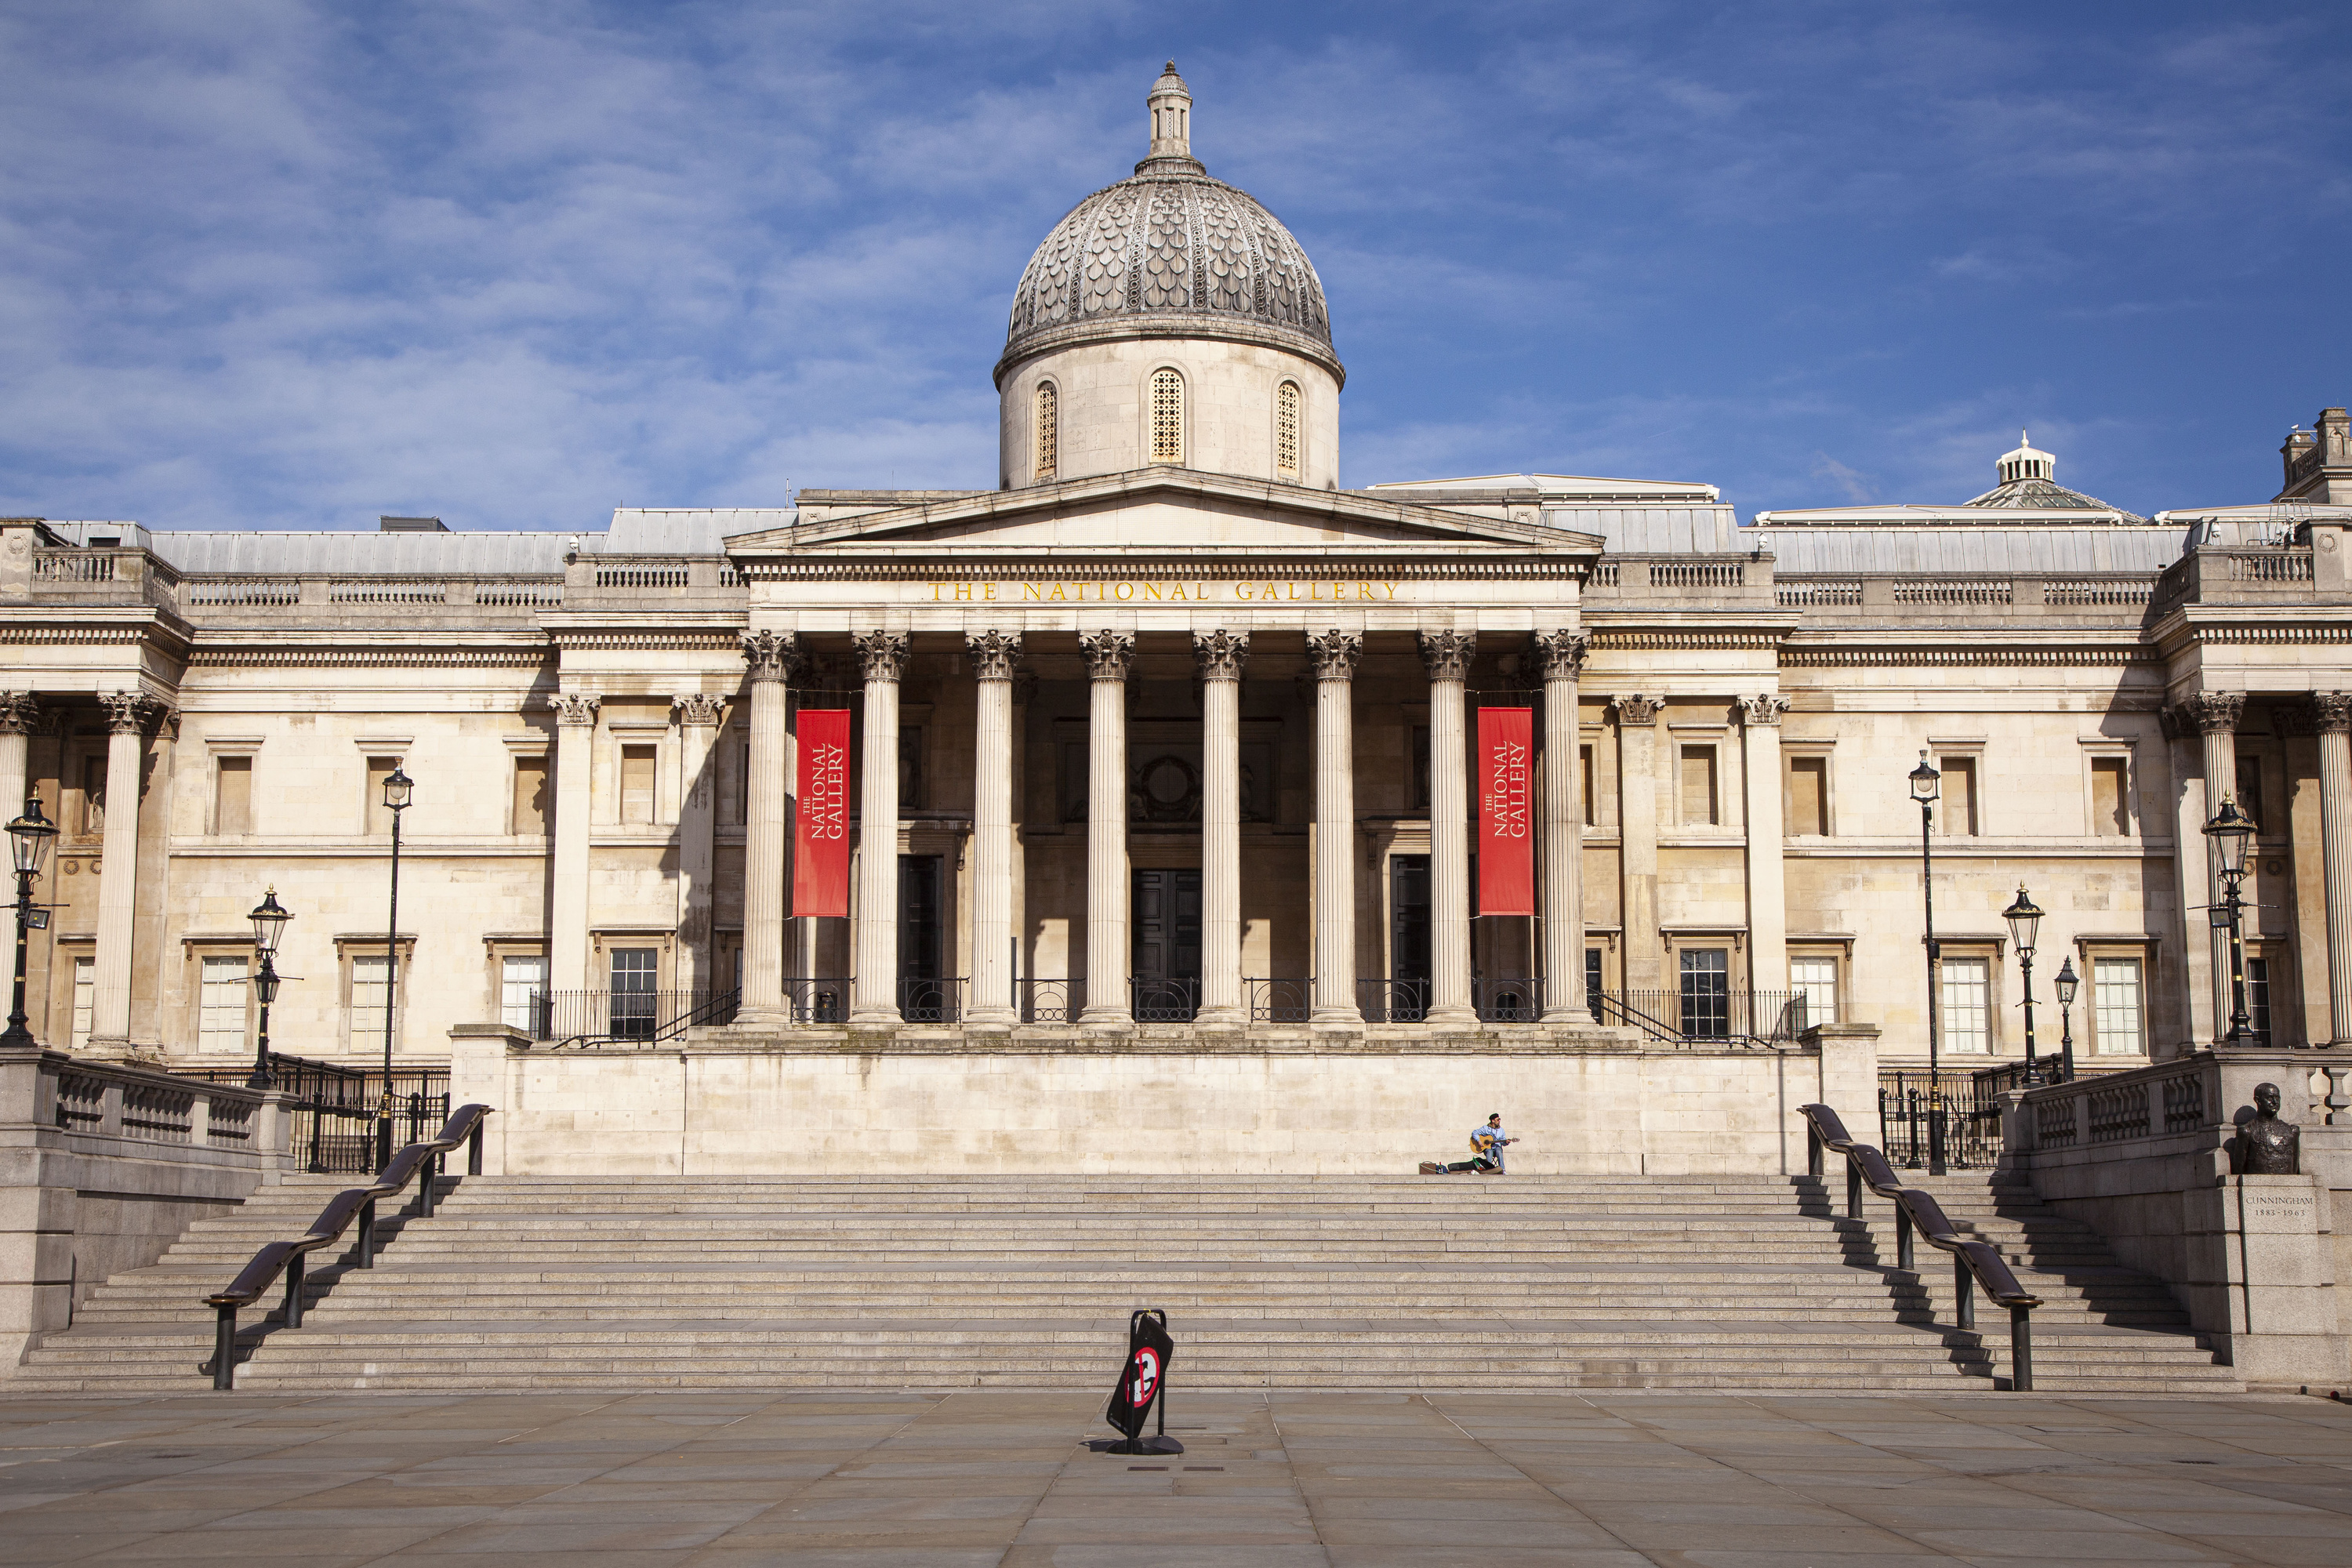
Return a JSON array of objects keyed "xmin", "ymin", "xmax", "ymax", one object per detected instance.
[{"xmin": 2238, "ymin": 1081, "xmax": 2302, "ymax": 1175}]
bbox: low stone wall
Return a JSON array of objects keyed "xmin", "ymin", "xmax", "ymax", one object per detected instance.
[
  {"xmin": 1, "ymin": 1047, "xmax": 289, "ymax": 1366},
  {"xmin": 448, "ymin": 1022, "xmax": 1881, "ymax": 1177},
  {"xmin": 2003, "ymin": 1049, "xmax": 2352, "ymax": 1385}
]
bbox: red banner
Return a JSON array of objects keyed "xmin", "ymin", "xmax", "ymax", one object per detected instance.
[
  {"xmin": 1478, "ymin": 707, "xmax": 1535, "ymax": 916},
  {"xmin": 793, "ymin": 709, "xmax": 851, "ymax": 917}
]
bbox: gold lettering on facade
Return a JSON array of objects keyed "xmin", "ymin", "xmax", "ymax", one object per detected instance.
[{"xmin": 932, "ymin": 579, "xmax": 1406, "ymax": 603}]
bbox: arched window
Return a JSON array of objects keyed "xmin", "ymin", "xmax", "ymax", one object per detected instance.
[
  {"xmin": 1034, "ymin": 383, "xmax": 1058, "ymax": 481},
  {"xmin": 1150, "ymin": 368, "xmax": 1184, "ymax": 464},
  {"xmin": 1276, "ymin": 381, "xmax": 1301, "ymax": 478}
]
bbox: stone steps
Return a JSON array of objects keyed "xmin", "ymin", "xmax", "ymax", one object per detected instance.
[{"xmin": 6, "ymin": 1171, "xmax": 2238, "ymax": 1396}]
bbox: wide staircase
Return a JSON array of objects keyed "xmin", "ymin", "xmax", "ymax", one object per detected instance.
[{"xmin": 7, "ymin": 1172, "xmax": 2238, "ymax": 1395}]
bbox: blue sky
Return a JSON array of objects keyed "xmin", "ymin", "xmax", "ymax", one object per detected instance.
[{"xmin": 2, "ymin": 1, "xmax": 2344, "ymax": 532}]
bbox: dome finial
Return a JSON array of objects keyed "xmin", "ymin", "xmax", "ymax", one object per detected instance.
[{"xmin": 1139, "ymin": 60, "xmax": 1203, "ymax": 175}]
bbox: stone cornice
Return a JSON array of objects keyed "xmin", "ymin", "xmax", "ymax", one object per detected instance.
[
  {"xmin": 740, "ymin": 556, "xmax": 1589, "ymax": 583},
  {"xmin": 187, "ymin": 647, "xmax": 550, "ymax": 669}
]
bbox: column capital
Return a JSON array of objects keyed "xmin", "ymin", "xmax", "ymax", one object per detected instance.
[
  {"xmin": 1192, "ymin": 629, "xmax": 1250, "ymax": 681},
  {"xmin": 855, "ymin": 630, "xmax": 911, "ymax": 683},
  {"xmin": 2316, "ymin": 693, "xmax": 2352, "ymax": 735},
  {"xmin": 1530, "ymin": 630, "xmax": 1588, "ymax": 680},
  {"xmin": 673, "ymin": 693, "xmax": 726, "ymax": 728},
  {"xmin": 740, "ymin": 629, "xmax": 800, "ymax": 684},
  {"xmin": 2185, "ymin": 691, "xmax": 2245, "ymax": 735},
  {"xmin": 99, "ymin": 691, "xmax": 154, "ymax": 734},
  {"xmin": 0, "ymin": 693, "xmax": 40, "ymax": 735},
  {"xmin": 1740, "ymin": 694, "xmax": 1790, "ymax": 728},
  {"xmin": 1417, "ymin": 629, "xmax": 1476, "ymax": 682},
  {"xmin": 1307, "ymin": 630, "xmax": 1362, "ymax": 681},
  {"xmin": 552, "ymin": 691, "xmax": 601, "ymax": 727},
  {"xmin": 1080, "ymin": 629, "xmax": 1134, "ymax": 681},
  {"xmin": 966, "ymin": 629, "xmax": 1025, "ymax": 681},
  {"xmin": 1613, "ymin": 693, "xmax": 1662, "ymax": 726}
]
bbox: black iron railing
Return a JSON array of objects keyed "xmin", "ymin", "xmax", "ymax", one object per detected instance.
[
  {"xmin": 176, "ymin": 1055, "xmax": 448, "ymax": 1174},
  {"xmin": 1247, "ymin": 977, "xmax": 1312, "ymax": 1024},
  {"xmin": 1131, "ymin": 978, "xmax": 1198, "ymax": 1023},
  {"xmin": 782, "ymin": 977, "xmax": 849, "ymax": 1023},
  {"xmin": 1472, "ymin": 977, "xmax": 1543, "ymax": 1022},
  {"xmin": 898, "ymin": 976, "xmax": 963, "ymax": 1024},
  {"xmin": 529, "ymin": 989, "xmax": 738, "ymax": 1044},
  {"xmin": 1878, "ymin": 1066, "xmax": 2002, "ymax": 1170},
  {"xmin": 1802, "ymin": 1101, "xmax": 2041, "ymax": 1391},
  {"xmin": 1358, "ymin": 977, "xmax": 1432, "ymax": 1023},
  {"xmin": 1017, "ymin": 978, "xmax": 1081, "ymax": 1024}
]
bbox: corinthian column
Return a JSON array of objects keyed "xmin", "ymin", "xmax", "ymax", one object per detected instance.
[
  {"xmin": 1615, "ymin": 695, "xmax": 1663, "ymax": 992},
  {"xmin": 2188, "ymin": 690, "xmax": 2245, "ymax": 1047},
  {"xmin": 1194, "ymin": 630, "xmax": 1249, "ymax": 1028},
  {"xmin": 967, "ymin": 630, "xmax": 1024, "ymax": 1026},
  {"xmin": 673, "ymin": 692, "xmax": 727, "ymax": 1000},
  {"xmin": 0, "ymin": 694, "xmax": 38, "ymax": 830},
  {"xmin": 2316, "ymin": 693, "xmax": 2352, "ymax": 1045},
  {"xmin": 1078, "ymin": 630, "xmax": 1134, "ymax": 1029},
  {"xmin": 1308, "ymin": 630, "xmax": 1363, "ymax": 1025},
  {"xmin": 550, "ymin": 691, "xmax": 600, "ymax": 994},
  {"xmin": 850, "ymin": 631, "xmax": 909, "ymax": 1025},
  {"xmin": 737, "ymin": 633, "xmax": 797, "ymax": 1022},
  {"xmin": 1420, "ymin": 630, "xmax": 1476, "ymax": 1027},
  {"xmin": 1532, "ymin": 633, "xmax": 1587, "ymax": 1022},
  {"xmin": 89, "ymin": 691, "xmax": 152, "ymax": 1051}
]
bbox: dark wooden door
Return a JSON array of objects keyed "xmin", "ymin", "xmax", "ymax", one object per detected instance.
[
  {"xmin": 1388, "ymin": 855, "xmax": 1432, "ymax": 1022},
  {"xmin": 1131, "ymin": 869, "xmax": 1201, "ymax": 1020},
  {"xmin": 898, "ymin": 855, "xmax": 948, "ymax": 1019}
]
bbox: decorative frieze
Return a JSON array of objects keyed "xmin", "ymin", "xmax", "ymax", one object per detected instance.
[
  {"xmin": 1417, "ymin": 630, "xmax": 1476, "ymax": 681},
  {"xmin": 966, "ymin": 629, "xmax": 1025, "ymax": 681},
  {"xmin": 740, "ymin": 629, "xmax": 800, "ymax": 684},
  {"xmin": 552, "ymin": 692, "xmax": 601, "ymax": 728},
  {"xmin": 1530, "ymin": 630, "xmax": 1588, "ymax": 679},
  {"xmin": 673, "ymin": 693, "xmax": 727, "ymax": 728},
  {"xmin": 1613, "ymin": 694, "xmax": 1662, "ymax": 726},
  {"xmin": 854, "ymin": 630, "xmax": 911, "ymax": 683},
  {"xmin": 1192, "ymin": 629, "xmax": 1250, "ymax": 681},
  {"xmin": 1080, "ymin": 630, "xmax": 1134, "ymax": 681},
  {"xmin": 1305, "ymin": 630, "xmax": 1361, "ymax": 681}
]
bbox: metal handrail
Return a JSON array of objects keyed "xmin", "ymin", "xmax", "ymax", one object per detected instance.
[
  {"xmin": 1800, "ymin": 1102, "xmax": 2041, "ymax": 1391},
  {"xmin": 200, "ymin": 1103, "xmax": 492, "ymax": 1389}
]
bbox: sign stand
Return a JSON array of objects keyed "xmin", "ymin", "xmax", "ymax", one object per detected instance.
[{"xmin": 1092, "ymin": 1308, "xmax": 1184, "ymax": 1456}]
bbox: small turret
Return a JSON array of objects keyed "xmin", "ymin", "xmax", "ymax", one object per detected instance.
[
  {"xmin": 1137, "ymin": 60, "xmax": 1205, "ymax": 176},
  {"xmin": 1996, "ymin": 431, "xmax": 2056, "ymax": 485}
]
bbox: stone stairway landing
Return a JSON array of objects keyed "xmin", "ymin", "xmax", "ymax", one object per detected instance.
[{"xmin": 6, "ymin": 1173, "xmax": 2240, "ymax": 1396}]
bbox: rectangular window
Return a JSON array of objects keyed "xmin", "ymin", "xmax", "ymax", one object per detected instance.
[
  {"xmin": 501, "ymin": 954, "xmax": 547, "ymax": 1035},
  {"xmin": 2093, "ymin": 957, "xmax": 2144, "ymax": 1055},
  {"xmin": 198, "ymin": 955, "xmax": 249, "ymax": 1053},
  {"xmin": 610, "ymin": 947, "xmax": 658, "ymax": 1040},
  {"xmin": 512, "ymin": 755, "xmax": 548, "ymax": 835},
  {"xmin": 1940, "ymin": 956, "xmax": 1990, "ymax": 1053},
  {"xmin": 1789, "ymin": 955, "xmax": 1838, "ymax": 1028},
  {"xmin": 1679, "ymin": 948, "xmax": 1730, "ymax": 1039},
  {"xmin": 214, "ymin": 757, "xmax": 252, "ymax": 837},
  {"xmin": 2089, "ymin": 757, "xmax": 2129, "ymax": 836},
  {"xmin": 1939, "ymin": 757, "xmax": 1978, "ymax": 837},
  {"xmin": 1679, "ymin": 746, "xmax": 1718, "ymax": 826},
  {"xmin": 2247, "ymin": 956, "xmax": 2273, "ymax": 1047},
  {"xmin": 79, "ymin": 754, "xmax": 106, "ymax": 837},
  {"xmin": 350, "ymin": 953, "xmax": 397, "ymax": 1046},
  {"xmin": 365, "ymin": 757, "xmax": 401, "ymax": 835},
  {"xmin": 620, "ymin": 744, "xmax": 657, "ymax": 824},
  {"xmin": 1579, "ymin": 744, "xmax": 1595, "ymax": 826},
  {"xmin": 71, "ymin": 956, "xmax": 94, "ymax": 1051},
  {"xmin": 2235, "ymin": 756, "xmax": 2263, "ymax": 831},
  {"xmin": 1786, "ymin": 757, "xmax": 1828, "ymax": 836}
]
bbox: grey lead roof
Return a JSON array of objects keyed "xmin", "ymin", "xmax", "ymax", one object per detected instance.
[
  {"xmin": 1751, "ymin": 524, "xmax": 2191, "ymax": 575},
  {"xmin": 100, "ymin": 507, "xmax": 760, "ymax": 574}
]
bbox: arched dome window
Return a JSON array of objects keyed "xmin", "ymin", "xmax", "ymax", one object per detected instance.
[
  {"xmin": 1276, "ymin": 381, "xmax": 1301, "ymax": 478},
  {"xmin": 1034, "ymin": 383, "xmax": 1058, "ymax": 481},
  {"xmin": 1150, "ymin": 368, "xmax": 1184, "ymax": 464}
]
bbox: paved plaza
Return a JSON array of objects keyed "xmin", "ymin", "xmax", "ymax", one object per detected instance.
[{"xmin": 2, "ymin": 1389, "xmax": 2352, "ymax": 1565}]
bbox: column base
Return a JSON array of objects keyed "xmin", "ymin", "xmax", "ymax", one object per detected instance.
[
  {"xmin": 1425, "ymin": 1005, "xmax": 1478, "ymax": 1028},
  {"xmin": 1078, "ymin": 1008, "xmax": 1134, "ymax": 1033},
  {"xmin": 1193, "ymin": 1005, "xmax": 1246, "ymax": 1029},
  {"xmin": 731, "ymin": 1004, "xmax": 793, "ymax": 1029},
  {"xmin": 964, "ymin": 1006, "xmax": 1018, "ymax": 1027},
  {"xmin": 848, "ymin": 1007, "xmax": 901, "ymax": 1028}
]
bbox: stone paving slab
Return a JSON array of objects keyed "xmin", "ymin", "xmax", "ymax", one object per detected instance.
[{"xmin": 2, "ymin": 1388, "xmax": 2350, "ymax": 1566}]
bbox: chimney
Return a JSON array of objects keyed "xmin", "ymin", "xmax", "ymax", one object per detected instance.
[{"xmin": 379, "ymin": 515, "xmax": 449, "ymax": 532}]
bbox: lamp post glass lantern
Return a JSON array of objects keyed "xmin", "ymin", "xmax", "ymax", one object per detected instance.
[
  {"xmin": 378, "ymin": 764, "xmax": 412, "ymax": 1164},
  {"xmin": 4, "ymin": 795, "xmax": 58, "ymax": 1052},
  {"xmin": 1909, "ymin": 752, "xmax": 1947, "ymax": 1173},
  {"xmin": 247, "ymin": 887, "xmax": 291, "ymax": 1090},
  {"xmin": 2003, "ymin": 885, "xmax": 2045, "ymax": 1086},
  {"xmin": 2204, "ymin": 797, "xmax": 2257, "ymax": 1047},
  {"xmin": 2053, "ymin": 954, "xmax": 2078, "ymax": 1083}
]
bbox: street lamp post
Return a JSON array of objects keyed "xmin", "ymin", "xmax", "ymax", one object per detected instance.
[
  {"xmin": 376, "ymin": 765, "xmax": 413, "ymax": 1166},
  {"xmin": 2004, "ymin": 885, "xmax": 2045, "ymax": 1087},
  {"xmin": 4, "ymin": 795, "xmax": 58, "ymax": 1052},
  {"xmin": 2204, "ymin": 797, "xmax": 2257, "ymax": 1047},
  {"xmin": 2053, "ymin": 954, "xmax": 2078, "ymax": 1084},
  {"xmin": 1909, "ymin": 751, "xmax": 1947, "ymax": 1174},
  {"xmin": 246, "ymin": 888, "xmax": 291, "ymax": 1091}
]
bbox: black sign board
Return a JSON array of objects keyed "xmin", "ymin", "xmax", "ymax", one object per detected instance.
[{"xmin": 1098, "ymin": 1308, "xmax": 1183, "ymax": 1455}]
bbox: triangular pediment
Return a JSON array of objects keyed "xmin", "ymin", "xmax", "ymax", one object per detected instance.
[{"xmin": 724, "ymin": 469, "xmax": 1602, "ymax": 561}]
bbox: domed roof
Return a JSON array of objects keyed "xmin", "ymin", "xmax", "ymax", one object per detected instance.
[{"xmin": 997, "ymin": 64, "xmax": 1340, "ymax": 387}]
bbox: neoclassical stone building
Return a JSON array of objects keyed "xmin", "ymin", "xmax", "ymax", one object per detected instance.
[{"xmin": 5, "ymin": 66, "xmax": 2351, "ymax": 1171}]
